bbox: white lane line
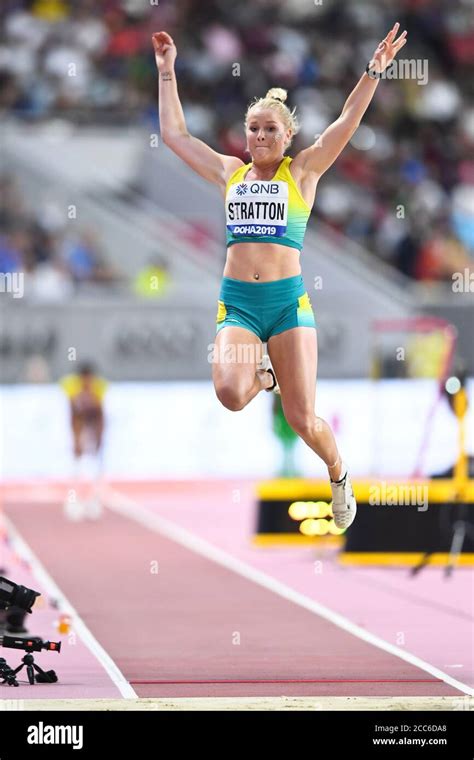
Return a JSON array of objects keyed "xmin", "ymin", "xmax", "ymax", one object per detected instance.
[
  {"xmin": 4, "ymin": 515, "xmax": 138, "ymax": 700},
  {"xmin": 104, "ymin": 486, "xmax": 474, "ymax": 697}
]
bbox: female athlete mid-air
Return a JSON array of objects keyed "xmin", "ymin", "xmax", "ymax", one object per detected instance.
[{"xmin": 152, "ymin": 23, "xmax": 407, "ymax": 529}]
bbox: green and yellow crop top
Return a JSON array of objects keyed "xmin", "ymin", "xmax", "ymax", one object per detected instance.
[{"xmin": 225, "ymin": 156, "xmax": 311, "ymax": 251}]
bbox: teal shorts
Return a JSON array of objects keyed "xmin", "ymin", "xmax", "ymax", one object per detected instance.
[{"xmin": 215, "ymin": 274, "xmax": 316, "ymax": 342}]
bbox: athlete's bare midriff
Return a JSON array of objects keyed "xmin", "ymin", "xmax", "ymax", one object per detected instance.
[
  {"xmin": 221, "ymin": 159, "xmax": 317, "ymax": 282},
  {"xmin": 223, "ymin": 243, "xmax": 301, "ymax": 282}
]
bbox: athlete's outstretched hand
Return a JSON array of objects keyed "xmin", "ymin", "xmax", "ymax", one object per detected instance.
[
  {"xmin": 369, "ymin": 22, "xmax": 407, "ymax": 73},
  {"xmin": 152, "ymin": 31, "xmax": 177, "ymax": 71}
]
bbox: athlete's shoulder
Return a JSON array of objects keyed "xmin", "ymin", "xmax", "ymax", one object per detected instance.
[
  {"xmin": 92, "ymin": 377, "xmax": 108, "ymax": 400},
  {"xmin": 224, "ymin": 158, "xmax": 247, "ymax": 186},
  {"xmin": 60, "ymin": 374, "xmax": 79, "ymax": 397},
  {"xmin": 282, "ymin": 154, "xmax": 306, "ymax": 189}
]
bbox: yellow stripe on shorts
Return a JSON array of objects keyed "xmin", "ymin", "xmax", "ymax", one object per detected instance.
[{"xmin": 216, "ymin": 299, "xmax": 227, "ymax": 323}]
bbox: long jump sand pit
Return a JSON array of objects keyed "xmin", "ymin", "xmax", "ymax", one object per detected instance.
[{"xmin": 6, "ymin": 696, "xmax": 472, "ymax": 711}]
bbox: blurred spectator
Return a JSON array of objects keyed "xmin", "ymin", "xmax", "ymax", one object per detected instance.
[
  {"xmin": 1, "ymin": 0, "xmax": 473, "ymax": 282},
  {"xmin": 0, "ymin": 231, "xmax": 25, "ymax": 273},
  {"xmin": 414, "ymin": 219, "xmax": 473, "ymax": 281},
  {"xmin": 0, "ymin": 173, "xmax": 120, "ymax": 298},
  {"xmin": 0, "ymin": 173, "xmax": 28, "ymax": 228},
  {"xmin": 60, "ymin": 228, "xmax": 119, "ymax": 284},
  {"xmin": 133, "ymin": 253, "xmax": 172, "ymax": 298},
  {"xmin": 23, "ymin": 251, "xmax": 75, "ymax": 302}
]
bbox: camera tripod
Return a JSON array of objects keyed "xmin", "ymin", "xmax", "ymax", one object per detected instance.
[
  {"xmin": 11, "ymin": 652, "xmax": 58, "ymax": 685},
  {"xmin": 0, "ymin": 657, "xmax": 18, "ymax": 686},
  {"xmin": 410, "ymin": 500, "xmax": 474, "ymax": 579}
]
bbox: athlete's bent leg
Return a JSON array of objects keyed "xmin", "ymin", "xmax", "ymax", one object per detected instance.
[{"xmin": 212, "ymin": 326, "xmax": 274, "ymax": 411}]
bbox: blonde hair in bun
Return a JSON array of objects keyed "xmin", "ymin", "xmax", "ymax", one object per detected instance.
[{"xmin": 245, "ymin": 87, "xmax": 299, "ymax": 149}]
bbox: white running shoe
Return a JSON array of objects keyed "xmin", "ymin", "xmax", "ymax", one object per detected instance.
[
  {"xmin": 85, "ymin": 497, "xmax": 103, "ymax": 520},
  {"xmin": 330, "ymin": 462, "xmax": 357, "ymax": 530},
  {"xmin": 258, "ymin": 354, "xmax": 280, "ymax": 394},
  {"xmin": 63, "ymin": 498, "xmax": 85, "ymax": 522}
]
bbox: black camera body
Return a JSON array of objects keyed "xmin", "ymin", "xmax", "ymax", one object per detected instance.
[{"xmin": 0, "ymin": 577, "xmax": 40, "ymax": 614}]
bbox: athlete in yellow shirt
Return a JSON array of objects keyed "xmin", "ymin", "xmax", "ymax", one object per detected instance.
[{"xmin": 60, "ymin": 363, "xmax": 107, "ymax": 520}]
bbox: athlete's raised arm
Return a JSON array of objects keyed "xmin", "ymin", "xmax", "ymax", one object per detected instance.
[
  {"xmin": 152, "ymin": 32, "xmax": 243, "ymax": 188},
  {"xmin": 293, "ymin": 22, "xmax": 407, "ymax": 179}
]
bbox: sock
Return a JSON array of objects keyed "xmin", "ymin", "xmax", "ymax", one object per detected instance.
[{"xmin": 331, "ymin": 465, "xmax": 347, "ymax": 484}]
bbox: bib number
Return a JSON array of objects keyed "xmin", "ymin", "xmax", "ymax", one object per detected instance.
[{"xmin": 226, "ymin": 180, "xmax": 288, "ymax": 237}]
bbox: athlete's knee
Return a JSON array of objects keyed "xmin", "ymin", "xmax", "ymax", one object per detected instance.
[
  {"xmin": 284, "ymin": 409, "xmax": 318, "ymax": 439},
  {"xmin": 215, "ymin": 383, "xmax": 248, "ymax": 412}
]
